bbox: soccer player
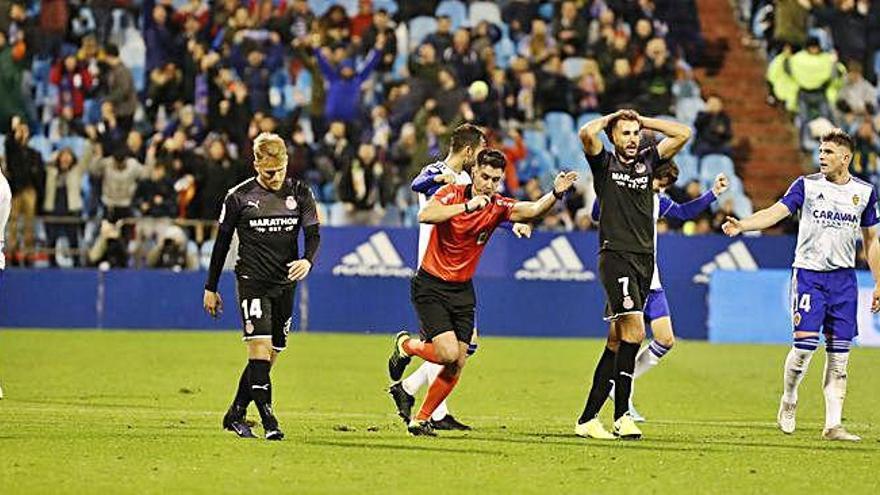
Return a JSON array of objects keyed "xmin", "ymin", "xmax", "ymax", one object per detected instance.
[
  {"xmin": 203, "ymin": 132, "xmax": 320, "ymax": 440},
  {"xmin": 0, "ymin": 165, "xmax": 10, "ymax": 400},
  {"xmin": 389, "ymin": 124, "xmax": 531, "ymax": 431},
  {"xmin": 592, "ymin": 164, "xmax": 729, "ymax": 421},
  {"xmin": 574, "ymin": 109, "xmax": 691, "ymax": 440},
  {"xmin": 722, "ymin": 129, "xmax": 880, "ymax": 441},
  {"xmin": 387, "ymin": 149, "xmax": 578, "ymax": 436}
]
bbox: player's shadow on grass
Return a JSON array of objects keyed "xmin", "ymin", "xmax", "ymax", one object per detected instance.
[{"xmin": 305, "ymin": 439, "xmax": 504, "ymax": 456}]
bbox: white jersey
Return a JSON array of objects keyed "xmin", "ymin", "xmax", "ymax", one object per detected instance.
[
  {"xmin": 780, "ymin": 173, "xmax": 879, "ymax": 271},
  {"xmin": 651, "ymin": 194, "xmax": 661, "ymax": 290},
  {"xmin": 0, "ymin": 170, "xmax": 11, "ymax": 270},
  {"xmin": 416, "ymin": 161, "xmax": 471, "ymax": 265}
]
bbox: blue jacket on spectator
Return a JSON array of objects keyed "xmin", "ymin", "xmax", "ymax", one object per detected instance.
[
  {"xmin": 315, "ymin": 48, "xmax": 381, "ymax": 123},
  {"xmin": 231, "ymin": 37, "xmax": 284, "ymax": 113}
]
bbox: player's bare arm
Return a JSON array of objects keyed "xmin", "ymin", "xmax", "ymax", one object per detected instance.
[
  {"xmin": 578, "ymin": 111, "xmax": 621, "ymax": 155},
  {"xmin": 722, "ymin": 202, "xmax": 790, "ymax": 236},
  {"xmin": 418, "ymin": 193, "xmax": 490, "ymax": 224},
  {"xmin": 861, "ymin": 227, "xmax": 880, "ymax": 313},
  {"xmin": 509, "ymin": 172, "xmax": 579, "ymax": 222},
  {"xmin": 640, "ymin": 116, "xmax": 692, "ymax": 160}
]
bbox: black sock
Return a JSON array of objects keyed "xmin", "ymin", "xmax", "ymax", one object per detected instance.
[
  {"xmin": 247, "ymin": 359, "xmax": 276, "ymax": 429},
  {"xmin": 232, "ymin": 364, "xmax": 251, "ymax": 410},
  {"xmin": 614, "ymin": 341, "xmax": 640, "ymax": 420},
  {"xmin": 578, "ymin": 347, "xmax": 617, "ymax": 424}
]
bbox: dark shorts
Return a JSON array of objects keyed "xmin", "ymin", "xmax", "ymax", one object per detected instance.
[
  {"xmin": 236, "ymin": 277, "xmax": 295, "ymax": 352},
  {"xmin": 791, "ymin": 268, "xmax": 858, "ymax": 342},
  {"xmin": 598, "ymin": 250, "xmax": 654, "ymax": 321},
  {"xmin": 411, "ymin": 269, "xmax": 475, "ymax": 344},
  {"xmin": 644, "ymin": 288, "xmax": 671, "ymax": 321}
]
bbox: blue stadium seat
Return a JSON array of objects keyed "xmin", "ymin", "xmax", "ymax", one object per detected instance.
[
  {"xmin": 409, "ymin": 16, "xmax": 438, "ymax": 47},
  {"xmin": 55, "ymin": 136, "xmax": 87, "ymax": 159},
  {"xmin": 700, "ymin": 154, "xmax": 736, "ymax": 184},
  {"xmin": 675, "ymin": 97, "xmax": 705, "ymax": 125},
  {"xmin": 561, "ymin": 57, "xmax": 587, "ymax": 80},
  {"xmin": 28, "ymin": 135, "xmax": 53, "ymax": 162},
  {"xmin": 494, "ymin": 37, "xmax": 515, "ymax": 69},
  {"xmin": 0, "ymin": 134, "xmax": 5, "ymax": 156},
  {"xmin": 733, "ymin": 194, "xmax": 754, "ymax": 218},
  {"xmin": 544, "ymin": 112, "xmax": 575, "ymax": 135},
  {"xmin": 519, "ymin": 149, "xmax": 555, "ymax": 181},
  {"xmin": 373, "ymin": 0, "xmax": 398, "ymax": 15},
  {"xmin": 577, "ymin": 112, "xmax": 601, "ymax": 130},
  {"xmin": 469, "ymin": 2, "xmax": 502, "ymax": 26},
  {"xmin": 436, "ymin": 0, "xmax": 468, "ymax": 30},
  {"xmin": 523, "ymin": 129, "xmax": 547, "ymax": 151},
  {"xmin": 808, "ymin": 27, "xmax": 833, "ymax": 52},
  {"xmin": 538, "ymin": 3, "xmax": 554, "ymax": 20},
  {"xmin": 130, "ymin": 65, "xmax": 146, "ymax": 94},
  {"xmin": 675, "ymin": 153, "xmax": 699, "ymax": 184}
]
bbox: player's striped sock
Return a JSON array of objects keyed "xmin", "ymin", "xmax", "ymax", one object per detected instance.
[
  {"xmin": 823, "ymin": 341, "xmax": 850, "ymax": 429},
  {"xmin": 247, "ymin": 359, "xmax": 276, "ymax": 429},
  {"xmin": 633, "ymin": 340, "xmax": 671, "ymax": 379},
  {"xmin": 782, "ymin": 338, "xmax": 817, "ymax": 404},
  {"xmin": 578, "ymin": 347, "xmax": 616, "ymax": 424},
  {"xmin": 613, "ymin": 341, "xmax": 639, "ymax": 420}
]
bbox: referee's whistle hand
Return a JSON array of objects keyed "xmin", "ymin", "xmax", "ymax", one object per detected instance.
[
  {"xmin": 203, "ymin": 290, "xmax": 223, "ymax": 318},
  {"xmin": 287, "ymin": 259, "xmax": 313, "ymax": 281}
]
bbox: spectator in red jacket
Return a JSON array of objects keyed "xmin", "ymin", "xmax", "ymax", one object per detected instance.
[{"xmin": 49, "ymin": 54, "xmax": 92, "ymax": 118}]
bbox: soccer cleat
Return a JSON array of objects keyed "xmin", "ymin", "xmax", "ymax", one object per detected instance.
[
  {"xmin": 431, "ymin": 415, "xmax": 472, "ymax": 431},
  {"xmin": 265, "ymin": 429, "xmax": 285, "ymax": 441},
  {"xmin": 575, "ymin": 418, "xmax": 615, "ymax": 440},
  {"xmin": 222, "ymin": 406, "xmax": 257, "ymax": 439},
  {"xmin": 777, "ymin": 400, "xmax": 797, "ymax": 434},
  {"xmin": 388, "ymin": 381, "xmax": 415, "ymax": 423},
  {"xmin": 407, "ymin": 419, "xmax": 437, "ymax": 437},
  {"xmin": 822, "ymin": 426, "xmax": 860, "ymax": 442},
  {"xmin": 613, "ymin": 414, "xmax": 643, "ymax": 440},
  {"xmin": 387, "ymin": 331, "xmax": 413, "ymax": 382},
  {"xmin": 629, "ymin": 399, "xmax": 646, "ymax": 423}
]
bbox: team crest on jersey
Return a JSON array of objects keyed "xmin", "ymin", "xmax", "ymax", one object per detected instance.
[
  {"xmin": 853, "ymin": 195, "xmax": 860, "ymax": 206},
  {"xmin": 286, "ymin": 196, "xmax": 297, "ymax": 210},
  {"xmin": 476, "ymin": 231, "xmax": 489, "ymax": 245},
  {"xmin": 623, "ymin": 296, "xmax": 634, "ymax": 310},
  {"xmin": 635, "ymin": 163, "xmax": 646, "ymax": 174},
  {"xmin": 245, "ymin": 320, "xmax": 254, "ymax": 334},
  {"xmin": 793, "ymin": 312, "xmax": 802, "ymax": 326}
]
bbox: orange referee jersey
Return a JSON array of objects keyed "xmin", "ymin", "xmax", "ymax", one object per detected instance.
[{"xmin": 420, "ymin": 184, "xmax": 515, "ymax": 283}]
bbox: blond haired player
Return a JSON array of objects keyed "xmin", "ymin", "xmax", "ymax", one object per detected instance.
[{"xmin": 203, "ymin": 133, "xmax": 321, "ymax": 440}]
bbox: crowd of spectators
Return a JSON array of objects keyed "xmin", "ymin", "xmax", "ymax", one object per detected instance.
[
  {"xmin": 746, "ymin": 0, "xmax": 880, "ymax": 184},
  {"xmin": 0, "ymin": 0, "xmax": 711, "ymax": 269}
]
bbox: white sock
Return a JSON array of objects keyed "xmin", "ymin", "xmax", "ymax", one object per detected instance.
[
  {"xmin": 633, "ymin": 340, "xmax": 671, "ymax": 379},
  {"xmin": 782, "ymin": 344, "xmax": 816, "ymax": 404},
  {"xmin": 823, "ymin": 349, "xmax": 850, "ymax": 429},
  {"xmin": 401, "ymin": 361, "xmax": 439, "ymax": 396}
]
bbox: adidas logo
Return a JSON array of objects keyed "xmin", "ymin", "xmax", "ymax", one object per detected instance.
[
  {"xmin": 692, "ymin": 240, "xmax": 758, "ymax": 283},
  {"xmin": 333, "ymin": 231, "xmax": 415, "ymax": 278},
  {"xmin": 515, "ymin": 236, "xmax": 595, "ymax": 281}
]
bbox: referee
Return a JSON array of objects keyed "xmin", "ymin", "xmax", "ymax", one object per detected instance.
[{"xmin": 574, "ymin": 110, "xmax": 691, "ymax": 440}]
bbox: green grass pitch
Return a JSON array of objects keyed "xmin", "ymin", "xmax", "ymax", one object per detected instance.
[{"xmin": 1, "ymin": 330, "xmax": 879, "ymax": 494}]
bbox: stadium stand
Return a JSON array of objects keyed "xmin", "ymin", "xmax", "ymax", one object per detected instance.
[{"xmin": 4, "ymin": 0, "xmax": 861, "ymax": 270}]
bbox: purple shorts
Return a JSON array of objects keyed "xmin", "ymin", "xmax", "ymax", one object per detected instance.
[
  {"xmin": 644, "ymin": 288, "xmax": 670, "ymax": 322},
  {"xmin": 791, "ymin": 268, "xmax": 858, "ymax": 341}
]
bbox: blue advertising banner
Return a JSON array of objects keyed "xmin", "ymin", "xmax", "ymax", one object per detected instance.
[
  {"xmin": 708, "ymin": 269, "xmax": 880, "ymax": 346},
  {"xmin": 0, "ymin": 227, "xmax": 800, "ymax": 338}
]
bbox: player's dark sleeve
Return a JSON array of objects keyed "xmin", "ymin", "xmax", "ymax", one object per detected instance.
[
  {"xmin": 660, "ymin": 191, "xmax": 717, "ymax": 221},
  {"xmin": 779, "ymin": 177, "xmax": 805, "ymax": 214},
  {"xmin": 585, "ymin": 148, "xmax": 609, "ymax": 179},
  {"xmin": 204, "ymin": 193, "xmax": 241, "ymax": 292},
  {"xmin": 298, "ymin": 183, "xmax": 321, "ymax": 263},
  {"xmin": 862, "ymin": 188, "xmax": 879, "ymax": 227}
]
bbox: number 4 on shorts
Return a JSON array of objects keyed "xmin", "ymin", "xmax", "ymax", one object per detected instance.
[{"xmin": 798, "ymin": 293, "xmax": 811, "ymax": 313}]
